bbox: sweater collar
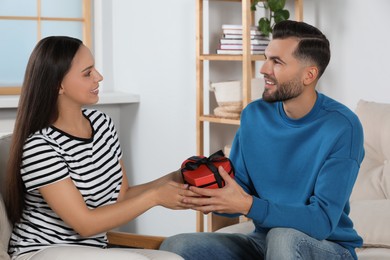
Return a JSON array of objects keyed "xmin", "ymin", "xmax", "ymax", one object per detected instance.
[{"xmin": 278, "ymin": 92, "xmax": 323, "ymax": 126}]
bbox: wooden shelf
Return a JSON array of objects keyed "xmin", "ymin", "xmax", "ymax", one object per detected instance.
[
  {"xmin": 195, "ymin": 0, "xmax": 304, "ymax": 233},
  {"xmin": 199, "ymin": 115, "xmax": 240, "ymax": 125},
  {"xmin": 210, "ymin": 0, "xmax": 241, "ymax": 2}
]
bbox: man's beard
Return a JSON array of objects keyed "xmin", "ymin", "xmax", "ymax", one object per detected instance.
[{"xmin": 262, "ymin": 76, "xmax": 304, "ymax": 103}]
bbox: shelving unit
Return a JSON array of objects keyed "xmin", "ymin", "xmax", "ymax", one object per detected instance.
[{"xmin": 195, "ymin": 0, "xmax": 303, "ymax": 232}]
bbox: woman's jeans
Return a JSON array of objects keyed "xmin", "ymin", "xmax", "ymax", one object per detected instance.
[{"xmin": 159, "ymin": 227, "xmax": 354, "ymax": 260}]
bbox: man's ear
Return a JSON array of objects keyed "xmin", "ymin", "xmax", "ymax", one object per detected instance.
[{"xmin": 303, "ymin": 66, "xmax": 319, "ymax": 86}]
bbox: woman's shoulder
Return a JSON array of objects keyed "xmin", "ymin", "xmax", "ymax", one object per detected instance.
[
  {"xmin": 82, "ymin": 108, "xmax": 117, "ymax": 137},
  {"xmin": 82, "ymin": 108, "xmax": 108, "ymax": 119},
  {"xmin": 82, "ymin": 108, "xmax": 113, "ymax": 123},
  {"xmin": 24, "ymin": 129, "xmax": 61, "ymax": 153}
]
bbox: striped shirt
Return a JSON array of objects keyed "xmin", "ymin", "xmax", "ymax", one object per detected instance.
[{"xmin": 9, "ymin": 109, "xmax": 123, "ymax": 257}]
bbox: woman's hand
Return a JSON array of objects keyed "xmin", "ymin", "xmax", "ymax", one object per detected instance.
[{"xmin": 152, "ymin": 169, "xmax": 199, "ymax": 210}]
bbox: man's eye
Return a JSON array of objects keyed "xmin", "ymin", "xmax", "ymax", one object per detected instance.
[{"xmin": 85, "ymin": 71, "xmax": 92, "ymax": 77}]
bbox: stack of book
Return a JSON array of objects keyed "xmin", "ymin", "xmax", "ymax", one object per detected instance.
[{"xmin": 217, "ymin": 24, "xmax": 269, "ymax": 55}]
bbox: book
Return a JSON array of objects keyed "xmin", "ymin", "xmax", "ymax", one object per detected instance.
[
  {"xmin": 216, "ymin": 49, "xmax": 265, "ymax": 55},
  {"xmin": 219, "ymin": 44, "xmax": 267, "ymax": 50},
  {"xmin": 222, "ymin": 29, "xmax": 263, "ymax": 35},
  {"xmin": 217, "ymin": 25, "xmax": 267, "ymax": 55},
  {"xmin": 221, "ymin": 24, "xmax": 259, "ymax": 30},
  {"xmin": 220, "ymin": 38, "xmax": 270, "ymax": 45},
  {"xmin": 223, "ymin": 34, "xmax": 267, "ymax": 40}
]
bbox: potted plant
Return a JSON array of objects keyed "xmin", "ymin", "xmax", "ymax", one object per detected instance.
[{"xmin": 251, "ymin": 0, "xmax": 290, "ymax": 36}]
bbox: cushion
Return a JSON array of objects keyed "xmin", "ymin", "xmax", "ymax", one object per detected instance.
[
  {"xmin": 351, "ymin": 100, "xmax": 390, "ymax": 201},
  {"xmin": 349, "ymin": 200, "xmax": 390, "ymax": 248},
  {"xmin": 349, "ymin": 100, "xmax": 390, "ymax": 249},
  {"xmin": 356, "ymin": 247, "xmax": 390, "ymax": 260}
]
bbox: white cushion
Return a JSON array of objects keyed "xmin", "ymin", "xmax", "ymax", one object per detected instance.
[
  {"xmin": 356, "ymin": 247, "xmax": 390, "ymax": 260},
  {"xmin": 350, "ymin": 100, "xmax": 390, "ymax": 249},
  {"xmin": 351, "ymin": 100, "xmax": 390, "ymax": 201},
  {"xmin": 349, "ymin": 200, "xmax": 390, "ymax": 248}
]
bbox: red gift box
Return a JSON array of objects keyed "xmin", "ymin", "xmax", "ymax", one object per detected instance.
[{"xmin": 181, "ymin": 150, "xmax": 234, "ymax": 189}]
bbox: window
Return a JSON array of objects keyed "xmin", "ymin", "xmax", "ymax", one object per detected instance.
[{"xmin": 0, "ymin": 0, "xmax": 92, "ymax": 95}]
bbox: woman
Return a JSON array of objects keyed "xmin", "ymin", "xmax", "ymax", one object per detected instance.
[{"xmin": 4, "ymin": 36, "xmax": 188, "ymax": 260}]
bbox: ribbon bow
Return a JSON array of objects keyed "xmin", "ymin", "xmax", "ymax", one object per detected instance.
[{"xmin": 182, "ymin": 150, "xmax": 229, "ymax": 188}]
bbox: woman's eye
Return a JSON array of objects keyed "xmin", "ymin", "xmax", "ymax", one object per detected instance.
[{"xmin": 85, "ymin": 71, "xmax": 92, "ymax": 77}]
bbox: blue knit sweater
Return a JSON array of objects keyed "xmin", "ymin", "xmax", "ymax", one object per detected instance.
[{"xmin": 229, "ymin": 93, "xmax": 364, "ymax": 259}]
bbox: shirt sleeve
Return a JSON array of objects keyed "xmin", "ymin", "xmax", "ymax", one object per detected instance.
[
  {"xmin": 105, "ymin": 113, "xmax": 122, "ymax": 160},
  {"xmin": 21, "ymin": 135, "xmax": 69, "ymax": 191}
]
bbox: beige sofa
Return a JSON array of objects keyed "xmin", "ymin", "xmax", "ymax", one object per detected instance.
[{"xmin": 214, "ymin": 100, "xmax": 390, "ymax": 259}]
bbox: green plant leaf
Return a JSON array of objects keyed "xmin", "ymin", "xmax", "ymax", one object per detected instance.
[
  {"xmin": 274, "ymin": 9, "xmax": 290, "ymax": 23},
  {"xmin": 251, "ymin": 0, "xmax": 260, "ymax": 11},
  {"xmin": 268, "ymin": 0, "xmax": 286, "ymax": 12},
  {"xmin": 258, "ymin": 17, "xmax": 271, "ymax": 36}
]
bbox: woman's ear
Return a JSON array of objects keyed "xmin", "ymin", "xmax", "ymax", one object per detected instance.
[{"xmin": 59, "ymin": 84, "xmax": 64, "ymax": 95}]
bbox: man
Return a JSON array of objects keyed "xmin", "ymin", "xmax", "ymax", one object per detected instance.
[{"xmin": 160, "ymin": 20, "xmax": 364, "ymax": 260}]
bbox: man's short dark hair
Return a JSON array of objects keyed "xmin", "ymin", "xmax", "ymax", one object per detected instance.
[{"xmin": 272, "ymin": 20, "xmax": 330, "ymax": 79}]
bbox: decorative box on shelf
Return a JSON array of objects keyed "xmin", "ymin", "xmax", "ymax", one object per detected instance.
[{"xmin": 210, "ymin": 78, "xmax": 264, "ymax": 119}]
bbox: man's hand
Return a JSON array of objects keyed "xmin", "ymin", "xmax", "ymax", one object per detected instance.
[{"xmin": 182, "ymin": 166, "xmax": 253, "ymax": 215}]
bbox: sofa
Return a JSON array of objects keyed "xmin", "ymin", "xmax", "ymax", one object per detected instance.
[
  {"xmin": 213, "ymin": 100, "xmax": 390, "ymax": 259},
  {"xmin": 0, "ymin": 134, "xmax": 168, "ymax": 259}
]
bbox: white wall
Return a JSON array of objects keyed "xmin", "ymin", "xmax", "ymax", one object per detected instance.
[
  {"xmin": 109, "ymin": 0, "xmax": 197, "ymax": 236},
  {"xmin": 104, "ymin": 0, "xmax": 390, "ymax": 236},
  {"xmin": 303, "ymin": 0, "xmax": 390, "ymax": 108}
]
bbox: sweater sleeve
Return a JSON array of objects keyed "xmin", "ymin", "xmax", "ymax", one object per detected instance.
[{"xmin": 248, "ymin": 158, "xmax": 360, "ymax": 240}]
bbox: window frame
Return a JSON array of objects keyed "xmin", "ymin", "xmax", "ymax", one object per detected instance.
[{"xmin": 0, "ymin": 0, "xmax": 92, "ymax": 95}]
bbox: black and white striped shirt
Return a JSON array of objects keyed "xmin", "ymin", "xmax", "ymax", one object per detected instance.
[{"xmin": 9, "ymin": 109, "xmax": 123, "ymax": 257}]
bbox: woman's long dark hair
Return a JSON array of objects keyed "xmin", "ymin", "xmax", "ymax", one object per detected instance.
[{"xmin": 4, "ymin": 36, "xmax": 82, "ymax": 224}]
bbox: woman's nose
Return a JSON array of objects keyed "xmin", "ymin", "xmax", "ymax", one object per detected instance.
[{"xmin": 94, "ymin": 69, "xmax": 104, "ymax": 82}]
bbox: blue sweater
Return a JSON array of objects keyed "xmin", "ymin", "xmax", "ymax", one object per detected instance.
[{"xmin": 229, "ymin": 93, "xmax": 364, "ymax": 259}]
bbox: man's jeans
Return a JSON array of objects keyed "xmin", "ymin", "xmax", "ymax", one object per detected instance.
[{"xmin": 159, "ymin": 227, "xmax": 354, "ymax": 260}]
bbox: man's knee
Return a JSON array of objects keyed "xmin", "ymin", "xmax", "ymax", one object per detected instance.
[
  {"xmin": 161, "ymin": 232, "xmax": 263, "ymax": 260},
  {"xmin": 160, "ymin": 232, "xmax": 211, "ymax": 256},
  {"xmin": 266, "ymin": 228, "xmax": 307, "ymax": 255},
  {"xmin": 160, "ymin": 233, "xmax": 192, "ymax": 253}
]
